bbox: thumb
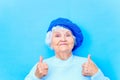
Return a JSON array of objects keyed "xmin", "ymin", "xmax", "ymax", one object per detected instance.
[
  {"xmin": 88, "ymin": 54, "xmax": 91, "ymax": 63},
  {"xmin": 40, "ymin": 56, "xmax": 43, "ymax": 63}
]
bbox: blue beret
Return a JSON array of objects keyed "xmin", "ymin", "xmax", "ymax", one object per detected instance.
[{"xmin": 47, "ymin": 18, "xmax": 83, "ymax": 51}]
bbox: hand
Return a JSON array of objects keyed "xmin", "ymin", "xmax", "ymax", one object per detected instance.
[
  {"xmin": 82, "ymin": 54, "xmax": 98, "ymax": 76},
  {"xmin": 35, "ymin": 56, "xmax": 48, "ymax": 78}
]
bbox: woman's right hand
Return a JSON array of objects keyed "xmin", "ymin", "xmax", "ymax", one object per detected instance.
[{"xmin": 35, "ymin": 56, "xmax": 48, "ymax": 78}]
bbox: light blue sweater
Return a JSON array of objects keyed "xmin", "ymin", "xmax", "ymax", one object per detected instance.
[{"xmin": 25, "ymin": 55, "xmax": 110, "ymax": 80}]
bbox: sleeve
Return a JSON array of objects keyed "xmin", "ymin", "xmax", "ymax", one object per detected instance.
[
  {"xmin": 91, "ymin": 69, "xmax": 110, "ymax": 80},
  {"xmin": 24, "ymin": 63, "xmax": 42, "ymax": 80}
]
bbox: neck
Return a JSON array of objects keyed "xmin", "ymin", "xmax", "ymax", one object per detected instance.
[{"xmin": 55, "ymin": 51, "xmax": 72, "ymax": 60}]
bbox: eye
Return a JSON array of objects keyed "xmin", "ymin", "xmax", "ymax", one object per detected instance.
[
  {"xmin": 55, "ymin": 34, "xmax": 61, "ymax": 37},
  {"xmin": 66, "ymin": 34, "xmax": 71, "ymax": 37}
]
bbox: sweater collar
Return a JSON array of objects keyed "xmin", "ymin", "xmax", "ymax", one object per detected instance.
[{"xmin": 53, "ymin": 54, "xmax": 74, "ymax": 64}]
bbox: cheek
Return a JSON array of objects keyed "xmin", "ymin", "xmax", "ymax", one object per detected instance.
[
  {"xmin": 69, "ymin": 38, "xmax": 74, "ymax": 44},
  {"xmin": 51, "ymin": 39, "xmax": 58, "ymax": 47},
  {"xmin": 71, "ymin": 41, "xmax": 75, "ymax": 47},
  {"xmin": 67, "ymin": 38, "xmax": 74, "ymax": 48}
]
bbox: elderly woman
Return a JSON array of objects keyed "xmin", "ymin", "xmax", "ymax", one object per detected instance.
[{"xmin": 25, "ymin": 18, "xmax": 109, "ymax": 80}]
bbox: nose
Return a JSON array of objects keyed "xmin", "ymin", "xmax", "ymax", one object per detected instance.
[{"xmin": 61, "ymin": 35, "xmax": 66, "ymax": 41}]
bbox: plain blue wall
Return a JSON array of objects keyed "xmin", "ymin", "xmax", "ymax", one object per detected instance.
[{"xmin": 0, "ymin": 0, "xmax": 120, "ymax": 80}]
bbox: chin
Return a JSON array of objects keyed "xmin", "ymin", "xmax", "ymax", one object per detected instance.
[
  {"xmin": 60, "ymin": 47, "xmax": 67, "ymax": 50},
  {"xmin": 60, "ymin": 49, "xmax": 71, "ymax": 53},
  {"xmin": 58, "ymin": 46, "xmax": 72, "ymax": 53}
]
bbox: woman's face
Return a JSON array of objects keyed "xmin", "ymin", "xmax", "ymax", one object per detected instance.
[{"xmin": 50, "ymin": 28, "xmax": 74, "ymax": 53}]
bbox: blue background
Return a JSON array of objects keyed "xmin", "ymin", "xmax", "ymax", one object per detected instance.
[{"xmin": 0, "ymin": 0, "xmax": 119, "ymax": 80}]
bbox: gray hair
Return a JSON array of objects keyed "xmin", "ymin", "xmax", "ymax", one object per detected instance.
[{"xmin": 45, "ymin": 26, "xmax": 76, "ymax": 48}]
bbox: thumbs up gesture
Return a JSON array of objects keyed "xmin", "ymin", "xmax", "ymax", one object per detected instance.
[
  {"xmin": 82, "ymin": 54, "xmax": 98, "ymax": 76},
  {"xmin": 35, "ymin": 56, "xmax": 48, "ymax": 78}
]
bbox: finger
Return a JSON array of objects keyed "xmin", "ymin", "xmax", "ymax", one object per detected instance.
[
  {"xmin": 42, "ymin": 69, "xmax": 48, "ymax": 76},
  {"xmin": 82, "ymin": 72, "xmax": 89, "ymax": 76},
  {"xmin": 82, "ymin": 68, "xmax": 89, "ymax": 76},
  {"xmin": 43, "ymin": 69, "xmax": 48, "ymax": 74},
  {"xmin": 37, "ymin": 63, "xmax": 44, "ymax": 72},
  {"xmin": 88, "ymin": 54, "xmax": 91, "ymax": 63},
  {"xmin": 37, "ymin": 64, "xmax": 43, "ymax": 73},
  {"xmin": 82, "ymin": 62, "xmax": 89, "ymax": 68},
  {"xmin": 82, "ymin": 63, "xmax": 86, "ymax": 67},
  {"xmin": 40, "ymin": 56, "xmax": 43, "ymax": 63},
  {"xmin": 43, "ymin": 63, "xmax": 48, "ymax": 70},
  {"xmin": 82, "ymin": 67, "xmax": 90, "ymax": 76}
]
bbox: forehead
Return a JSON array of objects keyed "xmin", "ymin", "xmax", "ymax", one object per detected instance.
[{"xmin": 52, "ymin": 26, "xmax": 72, "ymax": 33}]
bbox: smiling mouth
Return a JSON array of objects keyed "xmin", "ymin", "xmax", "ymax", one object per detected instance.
[{"xmin": 60, "ymin": 43, "xmax": 67, "ymax": 46}]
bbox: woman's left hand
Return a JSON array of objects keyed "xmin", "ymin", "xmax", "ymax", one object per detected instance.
[{"xmin": 82, "ymin": 55, "xmax": 98, "ymax": 76}]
